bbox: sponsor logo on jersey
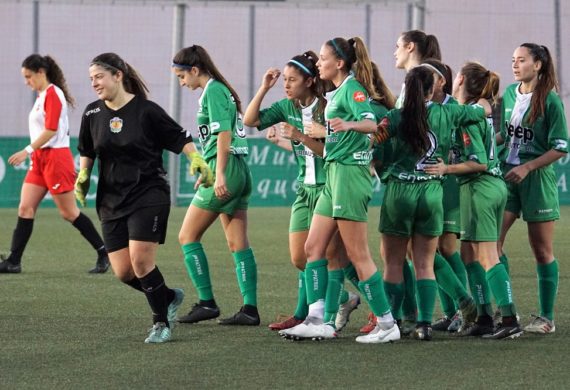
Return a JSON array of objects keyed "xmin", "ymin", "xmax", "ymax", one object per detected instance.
[
  {"xmin": 198, "ymin": 124, "xmax": 210, "ymax": 142},
  {"xmin": 85, "ymin": 107, "xmax": 101, "ymax": 117},
  {"xmin": 109, "ymin": 117, "xmax": 123, "ymax": 133},
  {"xmin": 353, "ymin": 91, "xmax": 366, "ymax": 103},
  {"xmin": 555, "ymin": 139, "xmax": 568, "ymax": 150},
  {"xmin": 462, "ymin": 132, "xmax": 472, "ymax": 146},
  {"xmin": 505, "ymin": 121, "xmax": 534, "ymax": 143}
]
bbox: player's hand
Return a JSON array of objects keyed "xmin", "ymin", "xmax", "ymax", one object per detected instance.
[
  {"xmin": 424, "ymin": 158, "xmax": 447, "ymax": 176},
  {"xmin": 74, "ymin": 168, "xmax": 91, "ymax": 207},
  {"xmin": 304, "ymin": 121, "xmax": 326, "ymax": 138},
  {"xmin": 262, "ymin": 68, "xmax": 281, "ymax": 90},
  {"xmin": 266, "ymin": 125, "xmax": 279, "ymax": 144},
  {"xmin": 188, "ymin": 151, "xmax": 214, "ymax": 189},
  {"xmin": 279, "ymin": 123, "xmax": 302, "ymax": 141},
  {"xmin": 328, "ymin": 118, "xmax": 351, "ymax": 132},
  {"xmin": 214, "ymin": 173, "xmax": 231, "ymax": 200},
  {"xmin": 8, "ymin": 150, "xmax": 29, "ymax": 166},
  {"xmin": 504, "ymin": 164, "xmax": 530, "ymax": 184}
]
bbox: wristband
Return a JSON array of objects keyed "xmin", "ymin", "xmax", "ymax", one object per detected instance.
[{"xmin": 25, "ymin": 145, "xmax": 34, "ymax": 154}]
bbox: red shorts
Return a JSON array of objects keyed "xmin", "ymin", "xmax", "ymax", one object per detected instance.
[{"xmin": 24, "ymin": 147, "xmax": 76, "ymax": 195}]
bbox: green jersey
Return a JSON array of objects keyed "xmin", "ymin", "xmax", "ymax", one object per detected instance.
[
  {"xmin": 457, "ymin": 106, "xmax": 502, "ymax": 184},
  {"xmin": 197, "ymin": 79, "xmax": 248, "ymax": 161},
  {"xmin": 381, "ymin": 103, "xmax": 486, "ymax": 183},
  {"xmin": 500, "ymin": 83, "xmax": 568, "ymax": 165},
  {"xmin": 324, "ymin": 74, "xmax": 376, "ymax": 165},
  {"xmin": 258, "ymin": 97, "xmax": 326, "ymax": 185},
  {"xmin": 370, "ymin": 100, "xmax": 392, "ymax": 178}
]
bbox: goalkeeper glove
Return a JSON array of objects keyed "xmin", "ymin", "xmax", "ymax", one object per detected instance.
[
  {"xmin": 188, "ymin": 152, "xmax": 214, "ymax": 187},
  {"xmin": 74, "ymin": 168, "xmax": 91, "ymax": 207}
]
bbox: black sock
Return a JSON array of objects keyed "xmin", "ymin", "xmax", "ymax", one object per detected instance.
[
  {"xmin": 7, "ymin": 217, "xmax": 34, "ymax": 265},
  {"xmin": 242, "ymin": 304, "xmax": 258, "ymax": 316},
  {"xmin": 166, "ymin": 288, "xmax": 175, "ymax": 305},
  {"xmin": 139, "ymin": 267, "xmax": 169, "ymax": 326},
  {"xmin": 124, "ymin": 277, "xmax": 144, "ymax": 292},
  {"xmin": 72, "ymin": 213, "xmax": 106, "ymax": 254},
  {"xmin": 199, "ymin": 299, "xmax": 218, "ymax": 308}
]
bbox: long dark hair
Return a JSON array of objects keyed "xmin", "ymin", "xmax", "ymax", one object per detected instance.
[
  {"xmin": 90, "ymin": 53, "xmax": 149, "ymax": 99},
  {"xmin": 460, "ymin": 62, "xmax": 500, "ymax": 106},
  {"xmin": 520, "ymin": 43, "xmax": 558, "ymax": 124},
  {"xmin": 325, "ymin": 36, "xmax": 380, "ymax": 101},
  {"xmin": 421, "ymin": 58, "xmax": 452, "ymax": 96},
  {"xmin": 401, "ymin": 66, "xmax": 434, "ymax": 155},
  {"xmin": 401, "ymin": 30, "xmax": 441, "ymax": 61},
  {"xmin": 287, "ymin": 50, "xmax": 329, "ymax": 122},
  {"xmin": 371, "ymin": 62, "xmax": 396, "ymax": 109},
  {"xmin": 22, "ymin": 54, "xmax": 75, "ymax": 107},
  {"xmin": 173, "ymin": 45, "xmax": 242, "ymax": 113}
]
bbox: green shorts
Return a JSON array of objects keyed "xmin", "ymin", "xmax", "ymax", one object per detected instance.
[
  {"xmin": 289, "ymin": 184, "xmax": 324, "ymax": 233},
  {"xmin": 379, "ymin": 180, "xmax": 443, "ymax": 237},
  {"xmin": 442, "ymin": 174, "xmax": 460, "ymax": 234},
  {"xmin": 504, "ymin": 164, "xmax": 560, "ymax": 222},
  {"xmin": 314, "ymin": 163, "xmax": 372, "ymax": 222},
  {"xmin": 191, "ymin": 154, "xmax": 252, "ymax": 215},
  {"xmin": 460, "ymin": 175, "xmax": 506, "ymax": 242}
]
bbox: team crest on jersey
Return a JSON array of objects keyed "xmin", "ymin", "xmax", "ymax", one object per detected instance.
[
  {"xmin": 353, "ymin": 91, "xmax": 366, "ymax": 103},
  {"xmin": 109, "ymin": 117, "xmax": 123, "ymax": 133}
]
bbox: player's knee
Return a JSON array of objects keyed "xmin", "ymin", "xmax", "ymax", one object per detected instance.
[
  {"xmin": 290, "ymin": 255, "xmax": 306, "ymax": 270},
  {"xmin": 17, "ymin": 204, "xmax": 36, "ymax": 219}
]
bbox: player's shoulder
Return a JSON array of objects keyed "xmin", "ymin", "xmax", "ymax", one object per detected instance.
[{"xmin": 82, "ymin": 100, "xmax": 104, "ymax": 118}]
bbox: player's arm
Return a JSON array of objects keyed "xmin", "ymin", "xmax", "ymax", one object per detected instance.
[
  {"xmin": 215, "ymin": 131, "xmax": 232, "ymax": 200},
  {"xmin": 182, "ymin": 142, "xmax": 214, "ymax": 188},
  {"xmin": 266, "ymin": 125, "xmax": 293, "ymax": 151},
  {"xmin": 424, "ymin": 158, "xmax": 486, "ymax": 176},
  {"xmin": 504, "ymin": 149, "xmax": 566, "ymax": 183},
  {"xmin": 280, "ymin": 123, "xmax": 324, "ymax": 157},
  {"xmin": 329, "ymin": 117, "xmax": 376, "ymax": 133},
  {"xmin": 7, "ymin": 129, "xmax": 57, "ymax": 166},
  {"xmin": 243, "ymin": 68, "xmax": 281, "ymax": 128}
]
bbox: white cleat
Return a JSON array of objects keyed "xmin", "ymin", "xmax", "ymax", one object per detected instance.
[
  {"xmin": 355, "ymin": 321, "xmax": 400, "ymax": 344},
  {"xmin": 335, "ymin": 292, "xmax": 361, "ymax": 332},
  {"xmin": 279, "ymin": 316, "xmax": 337, "ymax": 341}
]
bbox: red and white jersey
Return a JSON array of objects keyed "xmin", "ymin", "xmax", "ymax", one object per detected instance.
[{"xmin": 29, "ymin": 84, "xmax": 70, "ymax": 148}]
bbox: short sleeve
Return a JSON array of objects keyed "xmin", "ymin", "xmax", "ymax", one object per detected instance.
[
  {"xmin": 258, "ymin": 100, "xmax": 287, "ymax": 130},
  {"xmin": 206, "ymin": 86, "xmax": 233, "ymax": 133},
  {"xmin": 346, "ymin": 84, "xmax": 376, "ymax": 122},
  {"xmin": 546, "ymin": 93, "xmax": 569, "ymax": 153},
  {"xmin": 147, "ymin": 101, "xmax": 193, "ymax": 154},
  {"xmin": 44, "ymin": 86, "xmax": 62, "ymax": 131},
  {"xmin": 78, "ymin": 107, "xmax": 96, "ymax": 159}
]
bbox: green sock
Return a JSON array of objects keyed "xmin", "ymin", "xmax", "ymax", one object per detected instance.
[
  {"xmin": 304, "ymin": 259, "xmax": 328, "ymax": 305},
  {"xmin": 181, "ymin": 242, "xmax": 214, "ymax": 301},
  {"xmin": 343, "ymin": 263, "xmax": 360, "ymax": 289},
  {"xmin": 537, "ymin": 260, "xmax": 559, "ymax": 321},
  {"xmin": 401, "ymin": 260, "xmax": 417, "ymax": 320},
  {"xmin": 232, "ymin": 248, "xmax": 257, "ymax": 307},
  {"xmin": 499, "ymin": 252, "xmax": 510, "ymax": 276},
  {"xmin": 358, "ymin": 271, "xmax": 391, "ymax": 316},
  {"xmin": 465, "ymin": 261, "xmax": 493, "ymax": 317},
  {"xmin": 437, "ymin": 286, "xmax": 457, "ymax": 318},
  {"xmin": 486, "ymin": 263, "xmax": 516, "ymax": 317},
  {"xmin": 339, "ymin": 290, "xmax": 349, "ymax": 305},
  {"xmin": 293, "ymin": 271, "xmax": 308, "ymax": 320},
  {"xmin": 434, "ymin": 253, "xmax": 469, "ymax": 307},
  {"xmin": 383, "ymin": 281, "xmax": 404, "ymax": 320},
  {"xmin": 416, "ymin": 279, "xmax": 437, "ymax": 324},
  {"xmin": 446, "ymin": 251, "xmax": 467, "ymax": 288},
  {"xmin": 324, "ymin": 269, "xmax": 345, "ymax": 325}
]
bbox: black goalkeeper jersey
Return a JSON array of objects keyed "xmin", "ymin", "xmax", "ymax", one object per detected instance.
[{"xmin": 78, "ymin": 95, "xmax": 192, "ymax": 221}]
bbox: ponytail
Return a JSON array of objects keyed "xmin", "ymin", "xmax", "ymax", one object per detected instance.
[
  {"xmin": 371, "ymin": 62, "xmax": 396, "ymax": 109},
  {"xmin": 401, "ymin": 66, "xmax": 434, "ymax": 155},
  {"xmin": 459, "ymin": 62, "xmax": 500, "ymax": 106},
  {"xmin": 401, "ymin": 30, "xmax": 442, "ymax": 61},
  {"xmin": 173, "ymin": 45, "xmax": 242, "ymax": 113},
  {"xmin": 90, "ymin": 53, "xmax": 149, "ymax": 99},
  {"xmin": 520, "ymin": 43, "xmax": 558, "ymax": 124},
  {"xmin": 326, "ymin": 36, "xmax": 380, "ymax": 101},
  {"xmin": 420, "ymin": 58, "xmax": 453, "ymax": 97},
  {"xmin": 22, "ymin": 54, "xmax": 75, "ymax": 107}
]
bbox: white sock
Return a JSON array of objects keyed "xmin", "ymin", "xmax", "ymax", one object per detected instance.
[
  {"xmin": 307, "ymin": 299, "xmax": 325, "ymax": 320},
  {"xmin": 377, "ymin": 312, "xmax": 395, "ymax": 330}
]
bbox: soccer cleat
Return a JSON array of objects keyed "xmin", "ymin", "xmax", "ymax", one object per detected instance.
[
  {"xmin": 355, "ymin": 321, "xmax": 401, "ymax": 344},
  {"xmin": 447, "ymin": 310, "xmax": 463, "ymax": 332},
  {"xmin": 400, "ymin": 319, "xmax": 416, "ymax": 336},
  {"xmin": 482, "ymin": 323, "xmax": 523, "ymax": 340},
  {"xmin": 335, "ymin": 292, "xmax": 361, "ymax": 332},
  {"xmin": 178, "ymin": 302, "xmax": 220, "ymax": 323},
  {"xmin": 455, "ymin": 317, "xmax": 494, "ymax": 337},
  {"xmin": 431, "ymin": 316, "xmax": 452, "ymax": 331},
  {"xmin": 88, "ymin": 254, "xmax": 110, "ymax": 274},
  {"xmin": 0, "ymin": 257, "xmax": 21, "ymax": 274},
  {"xmin": 459, "ymin": 299, "xmax": 477, "ymax": 329},
  {"xmin": 413, "ymin": 323, "xmax": 433, "ymax": 341},
  {"xmin": 167, "ymin": 288, "xmax": 185, "ymax": 325},
  {"xmin": 524, "ymin": 315, "xmax": 556, "ymax": 334},
  {"xmin": 218, "ymin": 305, "xmax": 260, "ymax": 326},
  {"xmin": 360, "ymin": 312, "xmax": 377, "ymax": 334},
  {"xmin": 268, "ymin": 315, "xmax": 304, "ymax": 331},
  {"xmin": 280, "ymin": 316, "xmax": 337, "ymax": 341},
  {"xmin": 144, "ymin": 322, "xmax": 172, "ymax": 344}
]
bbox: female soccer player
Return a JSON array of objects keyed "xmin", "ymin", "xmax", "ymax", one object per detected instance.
[
  {"xmin": 172, "ymin": 45, "xmax": 260, "ymax": 326},
  {"xmin": 497, "ymin": 43, "xmax": 568, "ymax": 334},
  {"xmin": 427, "ymin": 62, "xmax": 523, "ymax": 339},
  {"xmin": 374, "ymin": 66, "xmax": 486, "ymax": 340},
  {"xmin": 76, "ymin": 52, "xmax": 212, "ymax": 343},
  {"xmin": 243, "ymin": 52, "xmax": 358, "ymax": 332},
  {"xmin": 0, "ymin": 54, "xmax": 109, "ymax": 275},
  {"xmin": 281, "ymin": 37, "xmax": 399, "ymax": 344}
]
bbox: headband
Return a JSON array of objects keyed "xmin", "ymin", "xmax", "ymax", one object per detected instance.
[
  {"xmin": 171, "ymin": 62, "xmax": 194, "ymax": 70},
  {"xmin": 288, "ymin": 59, "xmax": 313, "ymax": 77},
  {"xmin": 419, "ymin": 63, "xmax": 445, "ymax": 79},
  {"xmin": 330, "ymin": 39, "xmax": 346, "ymax": 60},
  {"xmin": 91, "ymin": 60, "xmax": 123, "ymax": 74}
]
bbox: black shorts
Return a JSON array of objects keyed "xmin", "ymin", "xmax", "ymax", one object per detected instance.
[{"xmin": 101, "ymin": 205, "xmax": 170, "ymax": 253}]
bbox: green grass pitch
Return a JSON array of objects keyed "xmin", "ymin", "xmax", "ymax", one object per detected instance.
[{"xmin": 0, "ymin": 206, "xmax": 568, "ymax": 388}]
